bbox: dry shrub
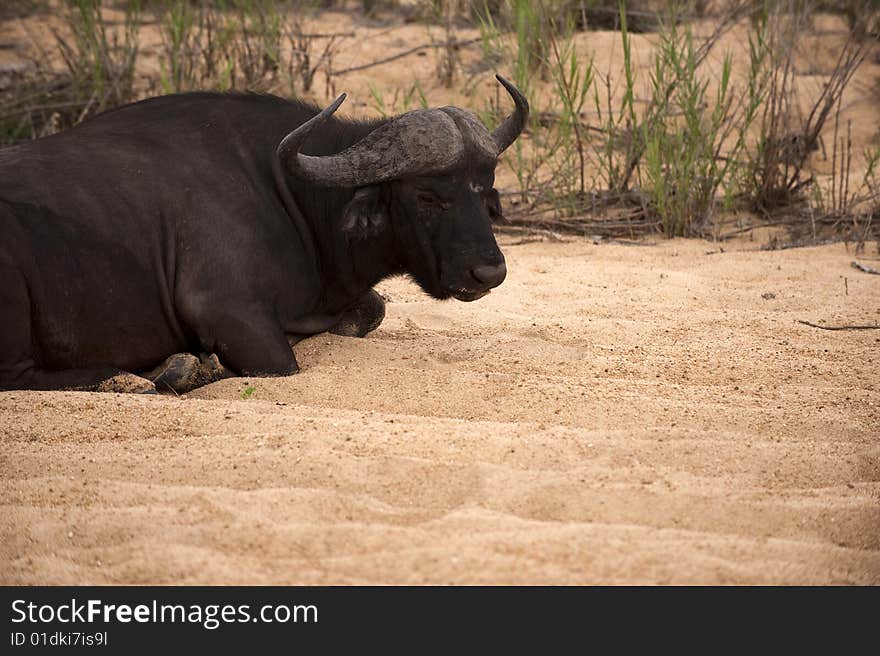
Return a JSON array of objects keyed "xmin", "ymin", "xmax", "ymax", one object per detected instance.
[
  {"xmin": 740, "ymin": 0, "xmax": 869, "ymax": 216},
  {"xmin": 1, "ymin": 0, "xmax": 140, "ymax": 144},
  {"xmin": 1, "ymin": 1, "xmax": 349, "ymax": 146}
]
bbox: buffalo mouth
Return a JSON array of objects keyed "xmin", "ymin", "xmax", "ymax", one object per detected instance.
[{"xmin": 451, "ymin": 289, "xmax": 490, "ymax": 302}]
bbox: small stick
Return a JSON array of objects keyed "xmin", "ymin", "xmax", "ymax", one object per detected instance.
[
  {"xmin": 330, "ymin": 38, "xmax": 481, "ymax": 76},
  {"xmin": 495, "ymin": 225, "xmax": 567, "ymax": 242},
  {"xmin": 843, "ymin": 120, "xmax": 852, "ymax": 214},
  {"xmin": 831, "ymin": 94, "xmax": 840, "ymax": 211},
  {"xmin": 797, "ymin": 320, "xmax": 880, "ymax": 331},
  {"xmin": 851, "ymin": 261, "xmax": 880, "ymax": 275}
]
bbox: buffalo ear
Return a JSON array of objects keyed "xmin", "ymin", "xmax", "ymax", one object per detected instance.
[{"xmin": 341, "ymin": 186, "xmax": 388, "ymax": 239}]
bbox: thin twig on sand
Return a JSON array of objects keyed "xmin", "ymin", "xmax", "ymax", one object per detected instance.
[
  {"xmin": 495, "ymin": 224, "xmax": 568, "ymax": 242},
  {"xmin": 330, "ymin": 38, "xmax": 480, "ymax": 76},
  {"xmin": 796, "ymin": 320, "xmax": 880, "ymax": 331},
  {"xmin": 851, "ymin": 261, "xmax": 880, "ymax": 275}
]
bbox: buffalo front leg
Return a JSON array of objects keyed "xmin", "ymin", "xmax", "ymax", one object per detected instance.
[
  {"xmin": 205, "ymin": 309, "xmax": 299, "ymax": 378},
  {"xmin": 329, "ymin": 289, "xmax": 386, "ymax": 338}
]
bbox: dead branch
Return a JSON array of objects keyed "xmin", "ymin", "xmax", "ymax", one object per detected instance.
[
  {"xmin": 291, "ymin": 31, "xmax": 355, "ymax": 39},
  {"xmin": 796, "ymin": 320, "xmax": 880, "ymax": 331},
  {"xmin": 851, "ymin": 261, "xmax": 880, "ymax": 275},
  {"xmin": 718, "ymin": 219, "xmax": 795, "ymax": 239},
  {"xmin": 330, "ymin": 38, "xmax": 481, "ymax": 76},
  {"xmin": 494, "ymin": 224, "xmax": 567, "ymax": 242}
]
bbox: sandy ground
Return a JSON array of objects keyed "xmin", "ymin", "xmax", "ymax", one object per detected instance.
[{"xmin": 1, "ymin": 239, "xmax": 878, "ymax": 585}]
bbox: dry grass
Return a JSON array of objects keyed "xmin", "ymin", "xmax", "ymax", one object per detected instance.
[{"xmin": 1, "ymin": 0, "xmax": 878, "ymax": 247}]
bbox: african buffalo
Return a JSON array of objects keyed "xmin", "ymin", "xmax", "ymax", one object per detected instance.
[{"xmin": 0, "ymin": 75, "xmax": 528, "ymax": 393}]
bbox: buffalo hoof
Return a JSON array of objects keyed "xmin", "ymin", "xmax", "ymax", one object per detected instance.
[
  {"xmin": 198, "ymin": 353, "xmax": 234, "ymax": 384},
  {"xmin": 145, "ymin": 352, "xmax": 234, "ymax": 394},
  {"xmin": 96, "ymin": 373, "xmax": 157, "ymax": 394},
  {"xmin": 148, "ymin": 353, "xmax": 201, "ymax": 393},
  {"xmin": 330, "ymin": 289, "xmax": 386, "ymax": 338}
]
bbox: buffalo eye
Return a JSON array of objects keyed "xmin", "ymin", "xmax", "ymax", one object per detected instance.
[{"xmin": 469, "ymin": 182, "xmax": 484, "ymax": 193}]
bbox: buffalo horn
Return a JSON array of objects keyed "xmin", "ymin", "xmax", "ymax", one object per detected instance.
[{"xmin": 490, "ymin": 74, "xmax": 529, "ymax": 155}]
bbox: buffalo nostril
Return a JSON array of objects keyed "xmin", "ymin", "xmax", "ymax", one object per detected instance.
[{"xmin": 471, "ymin": 262, "xmax": 507, "ymax": 288}]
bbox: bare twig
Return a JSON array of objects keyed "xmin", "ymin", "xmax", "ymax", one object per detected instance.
[
  {"xmin": 290, "ymin": 31, "xmax": 355, "ymax": 39},
  {"xmin": 495, "ymin": 224, "xmax": 567, "ymax": 242},
  {"xmin": 330, "ymin": 38, "xmax": 480, "ymax": 76},
  {"xmin": 796, "ymin": 320, "xmax": 880, "ymax": 330},
  {"xmin": 503, "ymin": 213, "xmax": 661, "ymax": 237},
  {"xmin": 718, "ymin": 218, "xmax": 795, "ymax": 239},
  {"xmin": 851, "ymin": 261, "xmax": 880, "ymax": 275}
]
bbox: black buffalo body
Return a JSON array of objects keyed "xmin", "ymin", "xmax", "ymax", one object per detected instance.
[{"xmin": 0, "ymin": 76, "xmax": 528, "ymax": 392}]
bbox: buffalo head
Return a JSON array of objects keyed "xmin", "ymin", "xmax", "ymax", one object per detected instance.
[{"xmin": 277, "ymin": 75, "xmax": 528, "ymax": 301}]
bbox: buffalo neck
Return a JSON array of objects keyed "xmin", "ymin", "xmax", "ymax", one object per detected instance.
[{"xmin": 279, "ymin": 112, "xmax": 403, "ymax": 311}]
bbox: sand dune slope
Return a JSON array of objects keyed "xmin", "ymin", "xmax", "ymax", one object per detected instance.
[{"xmin": 1, "ymin": 239, "xmax": 878, "ymax": 584}]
